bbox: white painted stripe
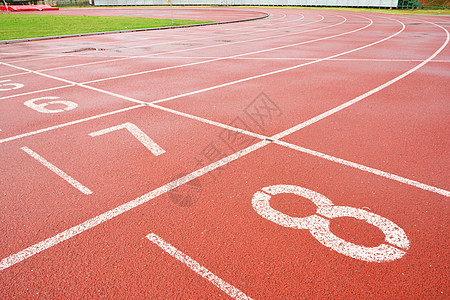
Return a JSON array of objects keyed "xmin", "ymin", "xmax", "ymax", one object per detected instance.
[
  {"xmin": 0, "ymin": 11, "xmax": 292, "ymax": 57},
  {"xmin": 84, "ymin": 15, "xmax": 343, "ymax": 85},
  {"xmin": 0, "ymin": 104, "xmax": 144, "ymax": 144},
  {"xmin": 152, "ymin": 18, "xmax": 407, "ymax": 105},
  {"xmin": 0, "ymin": 140, "xmax": 268, "ymax": 270},
  {"xmin": 271, "ymin": 20, "xmax": 449, "ymax": 141},
  {"xmin": 0, "ymin": 84, "xmax": 74, "ymax": 101},
  {"xmin": 152, "ymin": 56, "xmax": 450, "ymax": 63},
  {"xmin": 274, "ymin": 140, "xmax": 450, "ymax": 197},
  {"xmin": 146, "ymin": 233, "xmax": 253, "ymax": 300},
  {"xmin": 0, "ymin": 12, "xmax": 300, "ymax": 68},
  {"xmin": 149, "ymin": 103, "xmax": 267, "ymax": 140},
  {"xmin": 0, "ymin": 71, "xmax": 30, "ymax": 79},
  {"xmin": 1, "ymin": 15, "xmax": 329, "ymax": 85},
  {"xmin": 150, "ymin": 102, "xmax": 450, "ymax": 197},
  {"xmin": 21, "ymin": 146, "xmax": 92, "ymax": 195},
  {"xmin": 0, "ymin": 17, "xmax": 448, "ymax": 272}
]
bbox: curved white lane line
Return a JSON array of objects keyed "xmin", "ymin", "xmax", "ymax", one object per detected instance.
[
  {"xmin": 0, "ymin": 15, "xmax": 379, "ymax": 144},
  {"xmin": 271, "ymin": 17, "xmax": 448, "ymax": 140},
  {"xmin": 0, "ymin": 14, "xmax": 342, "ymax": 102},
  {"xmin": 0, "ymin": 13, "xmax": 311, "ymax": 74},
  {"xmin": 0, "ymin": 10, "xmax": 295, "ymax": 57}
]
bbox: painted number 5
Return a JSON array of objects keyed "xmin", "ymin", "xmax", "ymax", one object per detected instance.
[
  {"xmin": 252, "ymin": 185, "xmax": 410, "ymax": 263},
  {"xmin": 24, "ymin": 96, "xmax": 78, "ymax": 114},
  {"xmin": 0, "ymin": 80, "xmax": 24, "ymax": 91}
]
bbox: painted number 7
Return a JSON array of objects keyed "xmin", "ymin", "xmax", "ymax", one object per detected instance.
[{"xmin": 89, "ymin": 122, "xmax": 165, "ymax": 156}]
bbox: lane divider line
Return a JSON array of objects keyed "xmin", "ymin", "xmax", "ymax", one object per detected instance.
[
  {"xmin": 0, "ymin": 14, "xmax": 328, "ymax": 83},
  {"xmin": 149, "ymin": 102, "xmax": 450, "ymax": 197},
  {"xmin": 274, "ymin": 140, "xmax": 450, "ymax": 197},
  {"xmin": 21, "ymin": 146, "xmax": 92, "ymax": 195},
  {"xmin": 0, "ymin": 104, "xmax": 144, "ymax": 144},
  {"xmin": 2, "ymin": 13, "xmax": 306, "ymax": 70},
  {"xmin": 0, "ymin": 140, "xmax": 269, "ymax": 270},
  {"xmin": 146, "ymin": 233, "xmax": 253, "ymax": 300},
  {"xmin": 0, "ymin": 9, "xmax": 269, "ymax": 45},
  {"xmin": 0, "ymin": 84, "xmax": 74, "ymax": 102},
  {"xmin": 0, "ymin": 10, "xmax": 290, "ymax": 56},
  {"xmin": 270, "ymin": 19, "xmax": 449, "ymax": 141}
]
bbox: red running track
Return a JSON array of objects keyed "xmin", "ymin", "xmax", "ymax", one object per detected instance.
[{"xmin": 0, "ymin": 7, "xmax": 449, "ymax": 299}]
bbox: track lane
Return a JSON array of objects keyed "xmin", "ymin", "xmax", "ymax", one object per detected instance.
[{"xmin": 0, "ymin": 7, "xmax": 448, "ymax": 299}]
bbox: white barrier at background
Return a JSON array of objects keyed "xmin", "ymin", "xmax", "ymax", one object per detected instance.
[{"xmin": 94, "ymin": 0, "xmax": 399, "ymax": 8}]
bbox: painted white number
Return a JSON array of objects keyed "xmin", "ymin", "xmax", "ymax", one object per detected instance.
[
  {"xmin": 89, "ymin": 122, "xmax": 165, "ymax": 156},
  {"xmin": 252, "ymin": 185, "xmax": 410, "ymax": 263},
  {"xmin": 0, "ymin": 80, "xmax": 24, "ymax": 91},
  {"xmin": 24, "ymin": 96, "xmax": 78, "ymax": 114}
]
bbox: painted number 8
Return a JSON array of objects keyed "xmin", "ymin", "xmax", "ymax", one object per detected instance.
[{"xmin": 252, "ymin": 185, "xmax": 410, "ymax": 263}]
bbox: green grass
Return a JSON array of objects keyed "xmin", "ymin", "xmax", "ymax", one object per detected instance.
[{"xmin": 0, "ymin": 14, "xmax": 213, "ymax": 41}]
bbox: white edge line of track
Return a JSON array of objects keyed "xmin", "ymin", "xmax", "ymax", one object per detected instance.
[
  {"xmin": 21, "ymin": 146, "xmax": 92, "ymax": 195},
  {"xmin": 146, "ymin": 233, "xmax": 253, "ymax": 300},
  {"xmin": 271, "ymin": 19, "xmax": 449, "ymax": 140},
  {"xmin": 0, "ymin": 11, "xmax": 290, "ymax": 57},
  {"xmin": 0, "ymin": 14, "xmax": 338, "ymax": 102},
  {"xmin": 0, "ymin": 14, "xmax": 327, "ymax": 82}
]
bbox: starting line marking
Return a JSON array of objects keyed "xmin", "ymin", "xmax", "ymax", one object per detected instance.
[
  {"xmin": 146, "ymin": 233, "xmax": 253, "ymax": 300},
  {"xmin": 21, "ymin": 146, "xmax": 92, "ymax": 195}
]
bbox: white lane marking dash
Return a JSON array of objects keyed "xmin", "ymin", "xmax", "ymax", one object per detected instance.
[
  {"xmin": 274, "ymin": 140, "xmax": 450, "ymax": 197},
  {"xmin": 146, "ymin": 233, "xmax": 253, "ymax": 300},
  {"xmin": 0, "ymin": 141, "xmax": 268, "ymax": 271},
  {"xmin": 21, "ymin": 146, "xmax": 92, "ymax": 195}
]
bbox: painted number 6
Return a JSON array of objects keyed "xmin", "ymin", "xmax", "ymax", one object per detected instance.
[{"xmin": 24, "ymin": 96, "xmax": 78, "ymax": 114}]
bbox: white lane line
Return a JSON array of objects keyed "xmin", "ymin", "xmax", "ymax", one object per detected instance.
[
  {"xmin": 271, "ymin": 20, "xmax": 449, "ymax": 141},
  {"xmin": 0, "ymin": 17, "xmax": 396, "ymax": 146},
  {"xmin": 146, "ymin": 233, "xmax": 253, "ymax": 300},
  {"xmin": 0, "ymin": 71, "xmax": 31, "ymax": 79},
  {"xmin": 0, "ymin": 140, "xmax": 269, "ymax": 271},
  {"xmin": 84, "ymin": 15, "xmax": 342, "ymax": 85},
  {"xmin": 0, "ymin": 104, "xmax": 144, "ymax": 144},
  {"xmin": 151, "ymin": 56, "xmax": 450, "ymax": 63},
  {"xmin": 150, "ymin": 102, "xmax": 450, "ymax": 197},
  {"xmin": 149, "ymin": 103, "xmax": 267, "ymax": 140},
  {"xmin": 0, "ymin": 15, "xmax": 333, "ymax": 101},
  {"xmin": 21, "ymin": 146, "xmax": 92, "ymax": 195},
  {"xmin": 0, "ymin": 12, "xmax": 299, "ymax": 60},
  {"xmin": 274, "ymin": 140, "xmax": 450, "ymax": 197},
  {"xmin": 0, "ymin": 17, "xmax": 369, "ymax": 144},
  {"xmin": 152, "ymin": 17, "xmax": 406, "ymax": 105},
  {"xmin": 0, "ymin": 14, "xmax": 318, "ymax": 77},
  {"xmin": 0, "ymin": 84, "xmax": 74, "ymax": 101}
]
